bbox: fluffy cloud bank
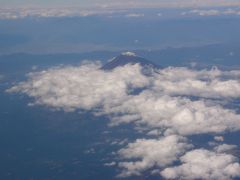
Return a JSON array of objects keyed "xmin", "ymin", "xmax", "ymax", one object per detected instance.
[
  {"xmin": 108, "ymin": 92, "xmax": 240, "ymax": 135},
  {"xmin": 118, "ymin": 135, "xmax": 192, "ymax": 177},
  {"xmin": 7, "ymin": 63, "xmax": 149, "ymax": 111},
  {"xmin": 214, "ymin": 144, "xmax": 237, "ymax": 153},
  {"xmin": 153, "ymin": 67, "xmax": 240, "ymax": 98},
  {"xmin": 8, "ymin": 63, "xmax": 240, "ymax": 135},
  {"xmin": 7, "ymin": 61, "xmax": 240, "ymax": 179},
  {"xmin": 161, "ymin": 149, "xmax": 240, "ymax": 179}
]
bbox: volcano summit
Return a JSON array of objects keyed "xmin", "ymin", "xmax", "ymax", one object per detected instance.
[{"xmin": 101, "ymin": 51, "xmax": 160, "ymax": 70}]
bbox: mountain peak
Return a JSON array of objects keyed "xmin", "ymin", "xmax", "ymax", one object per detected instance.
[
  {"xmin": 121, "ymin": 51, "xmax": 137, "ymax": 56},
  {"xmin": 101, "ymin": 52, "xmax": 160, "ymax": 70}
]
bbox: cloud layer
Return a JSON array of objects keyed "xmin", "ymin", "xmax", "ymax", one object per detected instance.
[
  {"xmin": 7, "ymin": 62, "xmax": 240, "ymax": 179},
  {"xmin": 182, "ymin": 8, "xmax": 240, "ymax": 16},
  {"xmin": 8, "ymin": 63, "xmax": 240, "ymax": 135},
  {"xmin": 3, "ymin": 0, "xmax": 240, "ymax": 9},
  {"xmin": 0, "ymin": 8, "xmax": 120, "ymax": 19},
  {"xmin": 8, "ymin": 63, "xmax": 149, "ymax": 111},
  {"xmin": 118, "ymin": 135, "xmax": 192, "ymax": 177},
  {"xmin": 1, "ymin": 6, "xmax": 240, "ymax": 19},
  {"xmin": 161, "ymin": 149, "xmax": 240, "ymax": 179}
]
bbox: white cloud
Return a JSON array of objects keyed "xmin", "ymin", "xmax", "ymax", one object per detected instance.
[
  {"xmin": 0, "ymin": 8, "xmax": 118, "ymax": 19},
  {"xmin": 186, "ymin": 9, "xmax": 221, "ymax": 16},
  {"xmin": 125, "ymin": 13, "xmax": 145, "ymax": 18},
  {"xmin": 7, "ymin": 64, "xmax": 240, "ymax": 135},
  {"xmin": 214, "ymin": 144, "xmax": 238, "ymax": 153},
  {"xmin": 7, "ymin": 62, "xmax": 240, "ymax": 179},
  {"xmin": 7, "ymin": 62, "xmax": 149, "ymax": 111},
  {"xmin": 147, "ymin": 129, "xmax": 162, "ymax": 136},
  {"xmin": 117, "ymin": 135, "xmax": 192, "ymax": 177},
  {"xmin": 152, "ymin": 67, "xmax": 240, "ymax": 99},
  {"xmin": 161, "ymin": 149, "xmax": 240, "ymax": 179},
  {"xmin": 108, "ymin": 91, "xmax": 240, "ymax": 135},
  {"xmin": 104, "ymin": 162, "xmax": 117, "ymax": 166},
  {"xmin": 214, "ymin": 136, "xmax": 224, "ymax": 142},
  {"xmin": 1, "ymin": 6, "xmax": 240, "ymax": 19},
  {"xmin": 182, "ymin": 8, "xmax": 240, "ymax": 16}
]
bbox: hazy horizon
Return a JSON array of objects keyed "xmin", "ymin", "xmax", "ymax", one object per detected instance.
[{"xmin": 1, "ymin": 0, "xmax": 240, "ymax": 9}]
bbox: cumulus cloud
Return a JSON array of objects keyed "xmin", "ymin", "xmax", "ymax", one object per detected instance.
[
  {"xmin": 7, "ymin": 62, "xmax": 149, "ymax": 111},
  {"xmin": 108, "ymin": 91, "xmax": 240, "ymax": 135},
  {"xmin": 104, "ymin": 162, "xmax": 117, "ymax": 166},
  {"xmin": 7, "ymin": 61, "xmax": 240, "ymax": 179},
  {"xmin": 214, "ymin": 144, "xmax": 238, "ymax": 153},
  {"xmin": 117, "ymin": 135, "xmax": 192, "ymax": 177},
  {"xmin": 161, "ymin": 149, "xmax": 240, "ymax": 179},
  {"xmin": 147, "ymin": 129, "xmax": 162, "ymax": 136},
  {"xmin": 8, "ymin": 63, "xmax": 240, "ymax": 135},
  {"xmin": 214, "ymin": 136, "xmax": 224, "ymax": 142},
  {"xmin": 152, "ymin": 67, "xmax": 240, "ymax": 99}
]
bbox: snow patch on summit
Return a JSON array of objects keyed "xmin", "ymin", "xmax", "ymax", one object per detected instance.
[{"xmin": 121, "ymin": 51, "xmax": 136, "ymax": 56}]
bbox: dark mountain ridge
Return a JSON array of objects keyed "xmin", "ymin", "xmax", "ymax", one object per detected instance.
[{"xmin": 101, "ymin": 52, "xmax": 160, "ymax": 70}]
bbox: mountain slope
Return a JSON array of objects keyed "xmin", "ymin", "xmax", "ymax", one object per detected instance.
[{"xmin": 101, "ymin": 52, "xmax": 160, "ymax": 70}]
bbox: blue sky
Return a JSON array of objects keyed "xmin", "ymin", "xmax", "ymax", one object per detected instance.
[{"xmin": 1, "ymin": 0, "xmax": 240, "ymax": 8}]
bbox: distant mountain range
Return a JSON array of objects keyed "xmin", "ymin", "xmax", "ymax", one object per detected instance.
[{"xmin": 101, "ymin": 51, "xmax": 160, "ymax": 70}]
